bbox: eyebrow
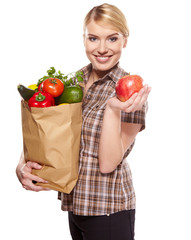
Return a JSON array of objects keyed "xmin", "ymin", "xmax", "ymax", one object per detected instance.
[{"xmin": 87, "ymin": 33, "xmax": 120, "ymax": 38}]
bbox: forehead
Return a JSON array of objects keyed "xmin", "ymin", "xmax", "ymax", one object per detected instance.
[{"xmin": 85, "ymin": 20, "xmax": 119, "ymax": 36}]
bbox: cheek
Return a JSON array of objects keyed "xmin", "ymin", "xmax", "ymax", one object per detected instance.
[
  {"xmin": 84, "ymin": 40, "xmax": 94, "ymax": 53},
  {"xmin": 85, "ymin": 47, "xmax": 92, "ymax": 59},
  {"xmin": 84, "ymin": 44, "xmax": 94, "ymax": 60},
  {"xmin": 113, "ymin": 42, "xmax": 124, "ymax": 52},
  {"xmin": 115, "ymin": 43, "xmax": 122, "ymax": 50},
  {"xmin": 110, "ymin": 47, "xmax": 122, "ymax": 59}
]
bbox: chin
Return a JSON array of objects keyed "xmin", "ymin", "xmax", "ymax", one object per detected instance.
[{"xmin": 92, "ymin": 61, "xmax": 118, "ymax": 72}]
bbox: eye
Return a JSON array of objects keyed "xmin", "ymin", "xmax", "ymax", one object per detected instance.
[
  {"xmin": 108, "ymin": 37, "xmax": 118, "ymax": 42},
  {"xmin": 89, "ymin": 37, "xmax": 97, "ymax": 42}
]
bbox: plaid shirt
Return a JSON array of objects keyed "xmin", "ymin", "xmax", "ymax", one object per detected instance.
[{"xmin": 58, "ymin": 63, "xmax": 147, "ymax": 216}]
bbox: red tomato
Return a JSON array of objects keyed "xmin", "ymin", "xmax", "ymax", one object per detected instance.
[
  {"xmin": 42, "ymin": 78, "xmax": 64, "ymax": 97},
  {"xmin": 115, "ymin": 75, "xmax": 143, "ymax": 102}
]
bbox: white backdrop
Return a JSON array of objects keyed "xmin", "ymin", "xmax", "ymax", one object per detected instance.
[{"xmin": 1, "ymin": 0, "xmax": 191, "ymax": 239}]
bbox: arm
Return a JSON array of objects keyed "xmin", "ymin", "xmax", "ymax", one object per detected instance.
[
  {"xmin": 16, "ymin": 151, "xmax": 50, "ymax": 191},
  {"xmin": 98, "ymin": 85, "xmax": 150, "ymax": 173}
]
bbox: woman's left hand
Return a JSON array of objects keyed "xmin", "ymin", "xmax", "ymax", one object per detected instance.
[{"xmin": 107, "ymin": 84, "xmax": 151, "ymax": 113}]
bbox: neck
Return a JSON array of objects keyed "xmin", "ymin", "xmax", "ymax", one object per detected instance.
[
  {"xmin": 90, "ymin": 62, "xmax": 119, "ymax": 80},
  {"xmin": 91, "ymin": 69, "xmax": 110, "ymax": 81}
]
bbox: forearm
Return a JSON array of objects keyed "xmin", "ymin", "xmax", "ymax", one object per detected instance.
[
  {"xmin": 18, "ymin": 151, "xmax": 25, "ymax": 165},
  {"xmin": 98, "ymin": 105, "xmax": 124, "ymax": 173},
  {"xmin": 98, "ymin": 86, "xmax": 150, "ymax": 173}
]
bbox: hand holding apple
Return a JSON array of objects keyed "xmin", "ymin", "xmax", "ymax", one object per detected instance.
[
  {"xmin": 107, "ymin": 74, "xmax": 151, "ymax": 113},
  {"xmin": 108, "ymin": 84, "xmax": 150, "ymax": 113}
]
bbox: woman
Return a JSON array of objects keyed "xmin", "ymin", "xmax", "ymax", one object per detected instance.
[{"xmin": 16, "ymin": 3, "xmax": 151, "ymax": 240}]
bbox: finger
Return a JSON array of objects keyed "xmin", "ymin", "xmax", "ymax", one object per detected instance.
[
  {"xmin": 29, "ymin": 184, "xmax": 51, "ymax": 192},
  {"xmin": 147, "ymin": 86, "xmax": 152, "ymax": 95},
  {"xmin": 131, "ymin": 85, "xmax": 151, "ymax": 110},
  {"xmin": 120, "ymin": 92, "xmax": 138, "ymax": 110},
  {"xmin": 126, "ymin": 89, "xmax": 145, "ymax": 111},
  {"xmin": 123, "ymin": 87, "xmax": 146, "ymax": 112},
  {"xmin": 136, "ymin": 86, "xmax": 147, "ymax": 104},
  {"xmin": 23, "ymin": 171, "xmax": 48, "ymax": 184},
  {"xmin": 126, "ymin": 84, "xmax": 150, "ymax": 105},
  {"xmin": 25, "ymin": 161, "xmax": 48, "ymax": 183},
  {"xmin": 22, "ymin": 178, "xmax": 50, "ymax": 192},
  {"xmin": 26, "ymin": 161, "xmax": 42, "ymax": 170},
  {"xmin": 21, "ymin": 164, "xmax": 48, "ymax": 184},
  {"xmin": 142, "ymin": 85, "xmax": 151, "ymax": 97},
  {"xmin": 138, "ymin": 85, "xmax": 151, "ymax": 106},
  {"xmin": 23, "ymin": 182, "xmax": 50, "ymax": 192}
]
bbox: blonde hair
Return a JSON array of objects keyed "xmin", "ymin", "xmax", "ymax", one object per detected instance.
[{"xmin": 84, "ymin": 3, "xmax": 129, "ymax": 38}]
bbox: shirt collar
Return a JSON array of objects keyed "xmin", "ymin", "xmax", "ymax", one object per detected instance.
[
  {"xmin": 80, "ymin": 64, "xmax": 92, "ymax": 84},
  {"xmin": 108, "ymin": 63, "xmax": 126, "ymax": 83},
  {"xmin": 80, "ymin": 62, "xmax": 127, "ymax": 84}
]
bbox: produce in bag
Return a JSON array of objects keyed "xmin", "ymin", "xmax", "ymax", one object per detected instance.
[{"xmin": 18, "ymin": 67, "xmax": 84, "ymax": 193}]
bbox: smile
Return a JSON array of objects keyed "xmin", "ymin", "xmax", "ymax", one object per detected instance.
[{"xmin": 95, "ymin": 55, "xmax": 112, "ymax": 63}]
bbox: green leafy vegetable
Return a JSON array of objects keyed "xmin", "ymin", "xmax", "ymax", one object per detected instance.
[{"xmin": 37, "ymin": 67, "xmax": 84, "ymax": 87}]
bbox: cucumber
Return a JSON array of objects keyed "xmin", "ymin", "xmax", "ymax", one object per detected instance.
[{"xmin": 17, "ymin": 84, "xmax": 35, "ymax": 101}]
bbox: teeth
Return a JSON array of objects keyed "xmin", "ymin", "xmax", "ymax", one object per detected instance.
[
  {"xmin": 97, "ymin": 56, "xmax": 109, "ymax": 60},
  {"xmin": 98, "ymin": 57, "xmax": 108, "ymax": 59}
]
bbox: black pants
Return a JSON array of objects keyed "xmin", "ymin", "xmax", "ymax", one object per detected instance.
[{"xmin": 68, "ymin": 210, "xmax": 135, "ymax": 240}]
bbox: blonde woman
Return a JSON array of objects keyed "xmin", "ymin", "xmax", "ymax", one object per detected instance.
[{"xmin": 16, "ymin": 3, "xmax": 151, "ymax": 240}]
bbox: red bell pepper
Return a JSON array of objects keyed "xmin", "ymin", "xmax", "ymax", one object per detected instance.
[
  {"xmin": 38, "ymin": 82, "xmax": 44, "ymax": 91},
  {"xmin": 28, "ymin": 92, "xmax": 55, "ymax": 108}
]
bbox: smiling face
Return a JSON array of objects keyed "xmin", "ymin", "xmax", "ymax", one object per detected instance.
[{"xmin": 84, "ymin": 20, "xmax": 127, "ymax": 77}]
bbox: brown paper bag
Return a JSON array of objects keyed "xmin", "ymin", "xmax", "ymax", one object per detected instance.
[{"xmin": 21, "ymin": 100, "xmax": 82, "ymax": 193}]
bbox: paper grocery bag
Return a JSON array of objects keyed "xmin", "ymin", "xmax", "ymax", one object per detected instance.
[{"xmin": 21, "ymin": 100, "xmax": 82, "ymax": 193}]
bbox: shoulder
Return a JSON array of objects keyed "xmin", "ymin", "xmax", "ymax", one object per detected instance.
[{"xmin": 78, "ymin": 63, "xmax": 92, "ymax": 76}]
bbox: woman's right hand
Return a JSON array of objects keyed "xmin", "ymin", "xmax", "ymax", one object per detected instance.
[
  {"xmin": 107, "ymin": 84, "xmax": 151, "ymax": 113},
  {"xmin": 16, "ymin": 152, "xmax": 50, "ymax": 192}
]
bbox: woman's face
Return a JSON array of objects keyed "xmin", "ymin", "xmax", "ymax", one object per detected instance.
[{"xmin": 84, "ymin": 20, "xmax": 127, "ymax": 74}]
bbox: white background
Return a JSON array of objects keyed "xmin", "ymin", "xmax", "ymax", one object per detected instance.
[{"xmin": 1, "ymin": 0, "xmax": 191, "ymax": 239}]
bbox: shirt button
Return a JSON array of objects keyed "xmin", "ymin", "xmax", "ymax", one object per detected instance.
[{"xmin": 86, "ymin": 95, "xmax": 91, "ymax": 99}]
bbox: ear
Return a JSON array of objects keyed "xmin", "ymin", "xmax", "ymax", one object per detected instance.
[{"xmin": 123, "ymin": 37, "xmax": 128, "ymax": 48}]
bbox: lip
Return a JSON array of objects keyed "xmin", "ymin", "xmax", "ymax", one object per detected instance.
[{"xmin": 94, "ymin": 55, "xmax": 112, "ymax": 63}]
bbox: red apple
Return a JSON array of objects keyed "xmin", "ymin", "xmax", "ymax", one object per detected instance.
[{"xmin": 115, "ymin": 75, "xmax": 143, "ymax": 102}]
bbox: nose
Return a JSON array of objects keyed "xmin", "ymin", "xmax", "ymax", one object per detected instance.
[{"xmin": 97, "ymin": 40, "xmax": 108, "ymax": 55}]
